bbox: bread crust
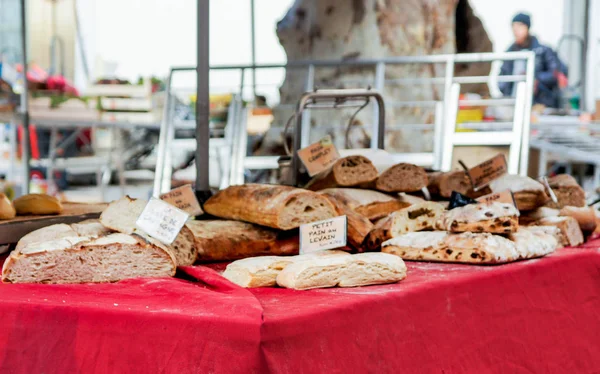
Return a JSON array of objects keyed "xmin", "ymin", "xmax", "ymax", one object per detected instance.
[
  {"xmin": 437, "ymin": 203, "xmax": 519, "ymax": 234},
  {"xmin": 187, "ymin": 220, "xmax": 299, "ymax": 262},
  {"xmin": 318, "ymin": 188, "xmax": 409, "ymax": 221},
  {"xmin": 376, "ymin": 163, "xmax": 428, "ymax": 193},
  {"xmin": 321, "ymin": 194, "xmax": 373, "ymax": 251},
  {"xmin": 203, "ymin": 184, "xmax": 337, "ymax": 230},
  {"xmin": 305, "ymin": 155, "xmax": 378, "ymax": 191}
]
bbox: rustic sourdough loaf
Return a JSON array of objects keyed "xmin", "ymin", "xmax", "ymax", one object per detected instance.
[
  {"xmin": 427, "ymin": 171, "xmax": 490, "ymax": 199},
  {"xmin": 490, "ymin": 174, "xmax": 548, "ymax": 211},
  {"xmin": 187, "ymin": 220, "xmax": 298, "ymax": 262},
  {"xmin": 321, "ymin": 194, "xmax": 373, "ymax": 251},
  {"xmin": 536, "ymin": 216, "xmax": 584, "ymax": 247},
  {"xmin": 203, "ymin": 184, "xmax": 337, "ymax": 230},
  {"xmin": 376, "ymin": 163, "xmax": 428, "ymax": 193},
  {"xmin": 545, "ymin": 174, "xmax": 586, "ymax": 208},
  {"xmin": 364, "ymin": 202, "xmax": 445, "ymax": 251},
  {"xmin": 100, "ymin": 196, "xmax": 197, "ymax": 266},
  {"xmin": 559, "ymin": 206, "xmax": 597, "ymax": 233},
  {"xmin": 305, "ymin": 155, "xmax": 378, "ymax": 191},
  {"xmin": 437, "ymin": 202, "xmax": 519, "ymax": 234},
  {"xmin": 318, "ymin": 188, "xmax": 409, "ymax": 221},
  {"xmin": 2, "ymin": 223, "xmax": 176, "ymax": 284}
]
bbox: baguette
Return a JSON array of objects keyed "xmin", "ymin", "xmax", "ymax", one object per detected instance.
[
  {"xmin": 376, "ymin": 163, "xmax": 428, "ymax": 193},
  {"xmin": 0, "ymin": 193, "xmax": 15, "ymax": 220},
  {"xmin": 545, "ymin": 174, "xmax": 586, "ymax": 208},
  {"xmin": 305, "ymin": 155, "xmax": 378, "ymax": 191},
  {"xmin": 321, "ymin": 194, "xmax": 373, "ymax": 251},
  {"xmin": 437, "ymin": 202, "xmax": 519, "ymax": 234},
  {"xmin": 203, "ymin": 184, "xmax": 337, "ymax": 230},
  {"xmin": 559, "ymin": 206, "xmax": 597, "ymax": 233},
  {"xmin": 363, "ymin": 202, "xmax": 445, "ymax": 251},
  {"xmin": 382, "ymin": 232, "xmax": 520, "ymax": 264},
  {"xmin": 537, "ymin": 216, "xmax": 584, "ymax": 247},
  {"xmin": 319, "ymin": 188, "xmax": 409, "ymax": 221},
  {"xmin": 13, "ymin": 194, "xmax": 63, "ymax": 215},
  {"xmin": 100, "ymin": 196, "xmax": 197, "ymax": 266},
  {"xmin": 187, "ymin": 220, "xmax": 299, "ymax": 262},
  {"xmin": 2, "ymin": 223, "xmax": 176, "ymax": 284},
  {"xmin": 490, "ymin": 175, "xmax": 548, "ymax": 211}
]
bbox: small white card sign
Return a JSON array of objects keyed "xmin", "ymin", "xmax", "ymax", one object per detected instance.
[
  {"xmin": 136, "ymin": 198, "xmax": 190, "ymax": 245},
  {"xmin": 299, "ymin": 216, "xmax": 347, "ymax": 254}
]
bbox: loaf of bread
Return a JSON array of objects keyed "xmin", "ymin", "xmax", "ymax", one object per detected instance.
[
  {"xmin": 545, "ymin": 174, "xmax": 586, "ymax": 208},
  {"xmin": 319, "ymin": 188, "xmax": 409, "ymax": 221},
  {"xmin": 13, "ymin": 194, "xmax": 63, "ymax": 215},
  {"xmin": 490, "ymin": 175, "xmax": 548, "ymax": 211},
  {"xmin": 519, "ymin": 207, "xmax": 560, "ymax": 225},
  {"xmin": 2, "ymin": 223, "xmax": 176, "ymax": 284},
  {"xmin": 222, "ymin": 249, "xmax": 350, "ymax": 288},
  {"xmin": 100, "ymin": 196, "xmax": 197, "ymax": 266},
  {"xmin": 337, "ymin": 252, "xmax": 407, "ymax": 287},
  {"xmin": 559, "ymin": 206, "xmax": 597, "ymax": 233},
  {"xmin": 203, "ymin": 184, "xmax": 338, "ymax": 230},
  {"xmin": 276, "ymin": 252, "xmax": 406, "ymax": 290},
  {"xmin": 437, "ymin": 202, "xmax": 519, "ymax": 234},
  {"xmin": 0, "ymin": 193, "xmax": 15, "ymax": 220},
  {"xmin": 509, "ymin": 227, "xmax": 559, "ymax": 259},
  {"xmin": 427, "ymin": 171, "xmax": 491, "ymax": 199},
  {"xmin": 364, "ymin": 202, "xmax": 446, "ymax": 251},
  {"xmin": 523, "ymin": 226, "xmax": 565, "ymax": 248},
  {"xmin": 537, "ymin": 216, "xmax": 584, "ymax": 247},
  {"xmin": 382, "ymin": 231, "xmax": 520, "ymax": 264},
  {"xmin": 187, "ymin": 220, "xmax": 299, "ymax": 262},
  {"xmin": 223, "ymin": 256, "xmax": 296, "ymax": 288},
  {"xmin": 376, "ymin": 163, "xmax": 428, "ymax": 193},
  {"xmin": 305, "ymin": 155, "xmax": 378, "ymax": 191},
  {"xmin": 321, "ymin": 194, "xmax": 373, "ymax": 251}
]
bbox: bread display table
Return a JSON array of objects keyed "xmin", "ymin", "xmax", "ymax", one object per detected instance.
[{"xmin": 1, "ymin": 240, "xmax": 599, "ymax": 373}]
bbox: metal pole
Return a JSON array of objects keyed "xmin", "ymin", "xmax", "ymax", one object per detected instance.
[
  {"xmin": 195, "ymin": 0, "xmax": 212, "ymax": 205},
  {"xmin": 20, "ymin": 0, "xmax": 30, "ymax": 195},
  {"xmin": 250, "ymin": 0, "xmax": 257, "ymax": 102},
  {"xmin": 581, "ymin": 0, "xmax": 590, "ymax": 110}
]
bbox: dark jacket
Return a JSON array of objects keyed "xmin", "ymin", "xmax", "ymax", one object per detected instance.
[{"xmin": 499, "ymin": 36, "xmax": 566, "ymax": 108}]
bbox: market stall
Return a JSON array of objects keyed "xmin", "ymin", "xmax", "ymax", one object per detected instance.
[{"xmin": 0, "ymin": 240, "xmax": 599, "ymax": 373}]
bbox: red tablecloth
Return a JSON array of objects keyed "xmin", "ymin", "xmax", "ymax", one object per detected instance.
[{"xmin": 1, "ymin": 240, "xmax": 599, "ymax": 374}]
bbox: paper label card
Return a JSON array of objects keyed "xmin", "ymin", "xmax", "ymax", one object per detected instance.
[
  {"xmin": 476, "ymin": 190, "xmax": 517, "ymax": 208},
  {"xmin": 136, "ymin": 198, "xmax": 190, "ymax": 245},
  {"xmin": 160, "ymin": 184, "xmax": 203, "ymax": 216},
  {"xmin": 467, "ymin": 154, "xmax": 508, "ymax": 191},
  {"xmin": 299, "ymin": 216, "xmax": 347, "ymax": 254},
  {"xmin": 297, "ymin": 135, "xmax": 341, "ymax": 177}
]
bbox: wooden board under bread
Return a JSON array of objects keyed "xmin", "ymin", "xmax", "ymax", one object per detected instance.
[{"xmin": 0, "ymin": 202, "xmax": 107, "ymax": 244}]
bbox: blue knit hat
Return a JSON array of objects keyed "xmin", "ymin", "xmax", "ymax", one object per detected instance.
[{"xmin": 512, "ymin": 13, "xmax": 531, "ymax": 28}]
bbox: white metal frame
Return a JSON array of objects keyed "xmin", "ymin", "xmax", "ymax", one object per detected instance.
[{"xmin": 440, "ymin": 82, "xmax": 529, "ymax": 175}]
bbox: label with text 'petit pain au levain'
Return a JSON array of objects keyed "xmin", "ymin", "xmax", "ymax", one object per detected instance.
[
  {"xmin": 299, "ymin": 216, "xmax": 347, "ymax": 254},
  {"xmin": 297, "ymin": 135, "xmax": 341, "ymax": 177},
  {"xmin": 136, "ymin": 198, "xmax": 190, "ymax": 245},
  {"xmin": 476, "ymin": 190, "xmax": 517, "ymax": 208},
  {"xmin": 465, "ymin": 153, "xmax": 508, "ymax": 191},
  {"xmin": 159, "ymin": 184, "xmax": 203, "ymax": 216}
]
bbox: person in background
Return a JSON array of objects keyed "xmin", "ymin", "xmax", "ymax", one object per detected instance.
[{"xmin": 499, "ymin": 13, "xmax": 568, "ymax": 108}]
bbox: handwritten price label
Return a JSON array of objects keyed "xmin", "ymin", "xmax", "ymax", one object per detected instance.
[
  {"xmin": 299, "ymin": 215, "xmax": 347, "ymax": 254},
  {"xmin": 297, "ymin": 135, "xmax": 341, "ymax": 177},
  {"xmin": 466, "ymin": 154, "xmax": 508, "ymax": 191},
  {"xmin": 160, "ymin": 184, "xmax": 203, "ymax": 216},
  {"xmin": 136, "ymin": 198, "xmax": 190, "ymax": 245}
]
